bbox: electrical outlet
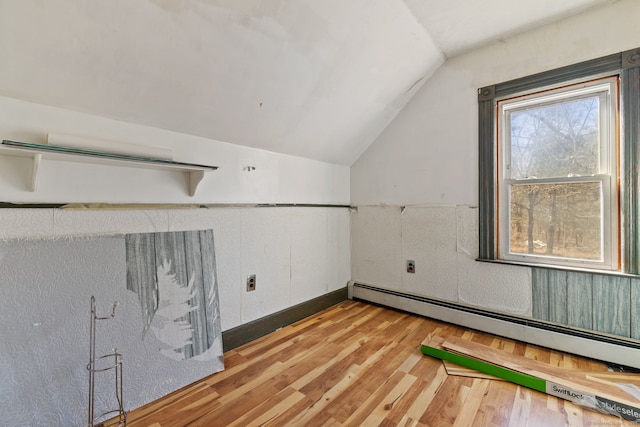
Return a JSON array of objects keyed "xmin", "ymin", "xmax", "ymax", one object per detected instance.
[
  {"xmin": 246, "ymin": 274, "xmax": 256, "ymax": 291},
  {"xmin": 406, "ymin": 260, "xmax": 415, "ymax": 274}
]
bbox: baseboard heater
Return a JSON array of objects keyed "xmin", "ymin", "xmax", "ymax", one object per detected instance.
[{"xmin": 350, "ymin": 282, "xmax": 640, "ymax": 370}]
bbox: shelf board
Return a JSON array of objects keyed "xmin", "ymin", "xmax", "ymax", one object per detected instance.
[{"xmin": 0, "ymin": 140, "xmax": 218, "ymax": 196}]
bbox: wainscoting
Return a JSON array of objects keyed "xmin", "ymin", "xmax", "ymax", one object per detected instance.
[{"xmin": 532, "ymin": 268, "xmax": 640, "ymax": 340}]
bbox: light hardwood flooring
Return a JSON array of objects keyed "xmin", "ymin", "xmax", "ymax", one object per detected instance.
[{"xmin": 117, "ymin": 300, "xmax": 636, "ymax": 426}]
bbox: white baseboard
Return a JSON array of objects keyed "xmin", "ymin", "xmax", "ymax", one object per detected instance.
[{"xmin": 350, "ymin": 281, "xmax": 640, "ymax": 370}]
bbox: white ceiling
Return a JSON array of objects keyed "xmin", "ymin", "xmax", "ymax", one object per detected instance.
[{"xmin": 0, "ymin": 0, "xmax": 614, "ymax": 165}]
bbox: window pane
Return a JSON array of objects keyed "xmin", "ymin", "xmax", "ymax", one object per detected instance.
[
  {"xmin": 509, "ymin": 96, "xmax": 600, "ymax": 180},
  {"xmin": 509, "ymin": 182, "xmax": 602, "ymax": 260}
]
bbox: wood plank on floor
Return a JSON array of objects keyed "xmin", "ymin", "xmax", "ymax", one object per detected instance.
[{"xmin": 441, "ymin": 335, "xmax": 640, "ymax": 408}]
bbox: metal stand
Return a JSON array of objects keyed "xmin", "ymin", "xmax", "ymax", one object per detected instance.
[{"xmin": 87, "ymin": 296, "xmax": 126, "ymax": 427}]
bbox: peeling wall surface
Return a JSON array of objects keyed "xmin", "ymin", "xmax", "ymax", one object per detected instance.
[
  {"xmin": 0, "ymin": 207, "xmax": 351, "ymax": 333},
  {"xmin": 1, "ymin": 0, "xmax": 638, "ymax": 423},
  {"xmin": 0, "ymin": 46, "xmax": 351, "ymax": 423},
  {"xmin": 350, "ymin": 0, "xmax": 640, "ymax": 316},
  {"xmin": 0, "ymin": 205, "xmax": 350, "ymax": 423},
  {"xmin": 351, "ymin": 206, "xmax": 532, "ymax": 316},
  {"xmin": 0, "ymin": 233, "xmax": 224, "ymax": 426}
]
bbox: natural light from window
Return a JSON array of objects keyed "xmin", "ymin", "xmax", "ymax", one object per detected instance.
[{"xmin": 497, "ymin": 77, "xmax": 618, "ymax": 269}]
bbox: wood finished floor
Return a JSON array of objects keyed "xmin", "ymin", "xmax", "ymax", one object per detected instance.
[{"xmin": 118, "ymin": 300, "xmax": 635, "ymax": 426}]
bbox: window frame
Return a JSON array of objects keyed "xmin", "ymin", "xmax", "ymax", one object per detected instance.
[
  {"xmin": 497, "ymin": 77, "xmax": 619, "ymax": 270},
  {"xmin": 478, "ymin": 48, "xmax": 640, "ymax": 275}
]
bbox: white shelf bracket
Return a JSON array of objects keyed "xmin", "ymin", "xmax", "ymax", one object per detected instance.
[
  {"xmin": 188, "ymin": 170, "xmax": 205, "ymax": 197},
  {"xmin": 31, "ymin": 153, "xmax": 42, "ymax": 192}
]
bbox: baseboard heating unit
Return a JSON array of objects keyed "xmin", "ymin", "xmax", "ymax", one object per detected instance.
[{"xmin": 349, "ymin": 282, "xmax": 640, "ymax": 370}]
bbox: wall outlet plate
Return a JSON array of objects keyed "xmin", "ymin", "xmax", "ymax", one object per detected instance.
[
  {"xmin": 406, "ymin": 260, "xmax": 415, "ymax": 274},
  {"xmin": 246, "ymin": 274, "xmax": 257, "ymax": 291}
]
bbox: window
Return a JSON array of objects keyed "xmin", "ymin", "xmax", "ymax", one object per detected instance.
[
  {"xmin": 478, "ymin": 48, "xmax": 640, "ymax": 274},
  {"xmin": 498, "ymin": 78, "xmax": 618, "ymax": 270}
]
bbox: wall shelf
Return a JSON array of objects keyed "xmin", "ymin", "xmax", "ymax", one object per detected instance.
[{"xmin": 0, "ymin": 140, "xmax": 218, "ymax": 196}]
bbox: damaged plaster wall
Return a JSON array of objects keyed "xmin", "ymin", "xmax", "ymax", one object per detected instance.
[
  {"xmin": 0, "ymin": 204, "xmax": 350, "ymax": 423},
  {"xmin": 351, "ymin": 205, "xmax": 531, "ymax": 316},
  {"xmin": 350, "ymin": 0, "xmax": 640, "ymax": 316},
  {"xmin": 0, "ymin": 77, "xmax": 351, "ymax": 424},
  {"xmin": 0, "ymin": 206, "xmax": 350, "ymax": 333},
  {"xmin": 0, "ymin": 233, "xmax": 225, "ymax": 425}
]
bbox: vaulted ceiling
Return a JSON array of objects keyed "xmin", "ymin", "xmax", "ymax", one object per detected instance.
[{"xmin": 0, "ymin": 0, "xmax": 614, "ymax": 165}]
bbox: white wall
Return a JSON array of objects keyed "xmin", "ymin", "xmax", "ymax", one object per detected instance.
[
  {"xmin": 0, "ymin": 62, "xmax": 351, "ymax": 426},
  {"xmin": 0, "ymin": 209, "xmax": 350, "ymax": 425},
  {"xmin": 350, "ymin": 0, "xmax": 640, "ymax": 315},
  {"xmin": 351, "ymin": 205, "xmax": 531, "ymax": 315},
  {"xmin": 0, "ymin": 95, "xmax": 351, "ymax": 333},
  {"xmin": 0, "ymin": 0, "xmax": 443, "ymax": 166},
  {"xmin": 0, "ymin": 206, "xmax": 350, "ymax": 333},
  {"xmin": 0, "ymin": 96, "xmax": 349, "ymax": 205}
]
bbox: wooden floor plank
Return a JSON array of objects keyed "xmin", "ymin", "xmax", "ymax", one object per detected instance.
[
  {"xmin": 342, "ymin": 370, "xmax": 415, "ymax": 426},
  {"xmin": 442, "ymin": 335, "xmax": 640, "ymax": 408},
  {"xmin": 443, "ymin": 360, "xmax": 504, "ymax": 381},
  {"xmin": 401, "ymin": 364, "xmax": 449, "ymax": 422},
  {"xmin": 114, "ymin": 300, "xmax": 633, "ymax": 427},
  {"xmin": 453, "ymin": 379, "xmax": 491, "ymax": 427},
  {"xmin": 227, "ymin": 386, "xmax": 306, "ymax": 427}
]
